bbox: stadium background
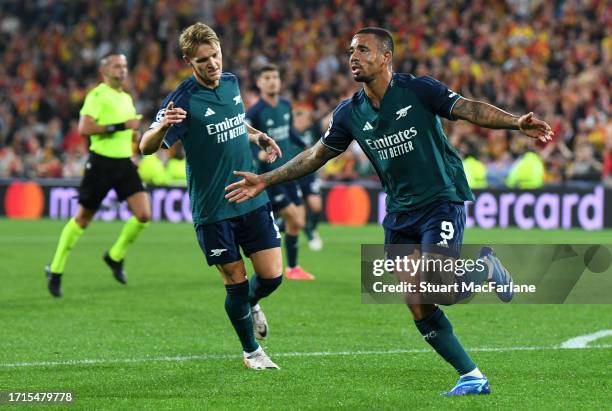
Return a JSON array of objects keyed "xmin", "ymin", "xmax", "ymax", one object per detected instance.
[{"xmin": 0, "ymin": 1, "xmax": 611, "ymax": 409}]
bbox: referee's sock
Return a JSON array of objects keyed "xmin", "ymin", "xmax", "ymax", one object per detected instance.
[
  {"xmin": 108, "ymin": 216, "xmax": 149, "ymax": 261},
  {"xmin": 225, "ymin": 280, "xmax": 259, "ymax": 353},
  {"xmin": 414, "ymin": 307, "xmax": 476, "ymax": 375},
  {"xmin": 50, "ymin": 218, "xmax": 84, "ymax": 273}
]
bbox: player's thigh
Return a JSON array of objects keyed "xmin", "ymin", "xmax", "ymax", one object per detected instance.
[
  {"xmin": 195, "ymin": 221, "xmax": 242, "ymax": 269},
  {"xmin": 235, "ymin": 203, "xmax": 282, "ymax": 271},
  {"xmin": 250, "ymin": 247, "xmax": 283, "ymax": 279},
  {"xmin": 126, "ymin": 191, "xmax": 151, "ymax": 222}
]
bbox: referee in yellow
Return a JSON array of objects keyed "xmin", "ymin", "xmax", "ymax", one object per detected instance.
[{"xmin": 45, "ymin": 52, "xmax": 151, "ymax": 297}]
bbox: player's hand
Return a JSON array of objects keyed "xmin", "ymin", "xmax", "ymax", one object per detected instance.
[
  {"xmin": 253, "ymin": 132, "xmax": 282, "ymax": 163},
  {"xmin": 161, "ymin": 101, "xmax": 187, "ymax": 128},
  {"xmin": 224, "ymin": 171, "xmax": 266, "ymax": 203},
  {"xmin": 518, "ymin": 112, "xmax": 553, "ymax": 143}
]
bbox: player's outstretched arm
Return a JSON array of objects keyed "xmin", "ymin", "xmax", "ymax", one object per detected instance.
[
  {"xmin": 225, "ymin": 141, "xmax": 339, "ymax": 203},
  {"xmin": 140, "ymin": 102, "xmax": 187, "ymax": 154},
  {"xmin": 451, "ymin": 98, "xmax": 553, "ymax": 143}
]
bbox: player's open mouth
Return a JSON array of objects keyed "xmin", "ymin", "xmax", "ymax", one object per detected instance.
[{"xmin": 351, "ymin": 66, "xmax": 361, "ymax": 75}]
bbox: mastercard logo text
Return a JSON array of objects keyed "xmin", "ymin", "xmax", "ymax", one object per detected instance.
[
  {"xmin": 4, "ymin": 181, "xmax": 44, "ymax": 219},
  {"xmin": 325, "ymin": 185, "xmax": 371, "ymax": 225}
]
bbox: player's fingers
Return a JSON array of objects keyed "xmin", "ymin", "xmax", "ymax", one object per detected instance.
[
  {"xmin": 224, "ymin": 181, "xmax": 244, "ymax": 192},
  {"xmin": 167, "ymin": 101, "xmax": 174, "ymax": 110},
  {"xmin": 232, "ymin": 170, "xmax": 250, "ymax": 179},
  {"xmin": 225, "ymin": 188, "xmax": 244, "ymax": 201},
  {"xmin": 235, "ymin": 195, "xmax": 250, "ymax": 204}
]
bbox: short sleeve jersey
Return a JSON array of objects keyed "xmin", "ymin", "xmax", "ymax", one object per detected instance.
[
  {"xmin": 245, "ymin": 98, "xmax": 297, "ymax": 173},
  {"xmin": 153, "ymin": 73, "xmax": 268, "ymax": 226},
  {"xmin": 321, "ymin": 73, "xmax": 473, "ymax": 212},
  {"xmin": 80, "ymin": 83, "xmax": 137, "ymax": 158}
]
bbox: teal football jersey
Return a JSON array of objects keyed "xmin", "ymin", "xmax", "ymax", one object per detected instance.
[
  {"xmin": 245, "ymin": 98, "xmax": 305, "ymax": 173},
  {"xmin": 321, "ymin": 73, "xmax": 473, "ymax": 212},
  {"xmin": 154, "ymin": 73, "xmax": 268, "ymax": 225}
]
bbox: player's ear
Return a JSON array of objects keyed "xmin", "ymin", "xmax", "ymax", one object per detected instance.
[
  {"xmin": 182, "ymin": 55, "xmax": 191, "ymax": 66},
  {"xmin": 383, "ymin": 51, "xmax": 392, "ymax": 67}
]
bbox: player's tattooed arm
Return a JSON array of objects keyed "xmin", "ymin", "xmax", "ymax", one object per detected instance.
[
  {"xmin": 225, "ymin": 141, "xmax": 339, "ymax": 203},
  {"xmin": 452, "ymin": 98, "xmax": 520, "ymax": 129},
  {"xmin": 452, "ymin": 98, "xmax": 553, "ymax": 142},
  {"xmin": 263, "ymin": 141, "xmax": 338, "ymax": 186}
]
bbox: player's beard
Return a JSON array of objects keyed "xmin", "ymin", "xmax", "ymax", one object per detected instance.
[{"xmin": 354, "ymin": 73, "xmax": 375, "ymax": 83}]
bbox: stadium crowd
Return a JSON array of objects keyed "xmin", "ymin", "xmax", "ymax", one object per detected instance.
[{"xmin": 0, "ymin": 0, "xmax": 609, "ymax": 188}]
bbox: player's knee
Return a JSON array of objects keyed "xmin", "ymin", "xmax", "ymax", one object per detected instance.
[
  {"xmin": 407, "ymin": 304, "xmax": 437, "ymax": 321},
  {"xmin": 74, "ymin": 214, "xmax": 92, "ymax": 229},
  {"xmin": 134, "ymin": 210, "xmax": 151, "ymax": 223},
  {"xmin": 308, "ymin": 197, "xmax": 322, "ymax": 213},
  {"xmin": 294, "ymin": 217, "xmax": 306, "ymax": 230},
  {"xmin": 74, "ymin": 217, "xmax": 90, "ymax": 229}
]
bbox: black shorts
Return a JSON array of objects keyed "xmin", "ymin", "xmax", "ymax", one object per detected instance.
[
  {"xmin": 195, "ymin": 203, "xmax": 282, "ymax": 266},
  {"xmin": 266, "ymin": 181, "xmax": 303, "ymax": 212},
  {"xmin": 383, "ymin": 200, "xmax": 466, "ymax": 258},
  {"xmin": 298, "ymin": 173, "xmax": 321, "ymax": 197},
  {"xmin": 78, "ymin": 152, "xmax": 145, "ymax": 210}
]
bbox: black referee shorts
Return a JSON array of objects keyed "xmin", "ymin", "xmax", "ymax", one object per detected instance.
[{"xmin": 78, "ymin": 152, "xmax": 145, "ymax": 211}]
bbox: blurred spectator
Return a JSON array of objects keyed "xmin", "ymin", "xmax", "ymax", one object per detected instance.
[
  {"xmin": 506, "ymin": 141, "xmax": 545, "ymax": 189},
  {"xmin": 166, "ymin": 146, "xmax": 187, "ymax": 186},
  {"xmin": 566, "ymin": 141, "xmax": 603, "ymax": 185},
  {"xmin": 138, "ymin": 151, "xmax": 169, "ymax": 187},
  {"xmin": 462, "ymin": 142, "xmax": 488, "ymax": 189}
]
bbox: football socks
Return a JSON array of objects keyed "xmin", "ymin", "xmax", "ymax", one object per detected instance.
[
  {"xmin": 285, "ymin": 234, "xmax": 298, "ymax": 268},
  {"xmin": 50, "ymin": 218, "xmax": 84, "ymax": 273},
  {"xmin": 414, "ymin": 307, "xmax": 476, "ymax": 375},
  {"xmin": 225, "ymin": 281, "xmax": 259, "ymax": 353},
  {"xmin": 109, "ymin": 216, "xmax": 149, "ymax": 262},
  {"xmin": 248, "ymin": 275, "xmax": 283, "ymax": 307}
]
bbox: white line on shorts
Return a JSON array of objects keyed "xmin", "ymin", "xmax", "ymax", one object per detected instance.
[{"xmin": 1, "ymin": 344, "xmax": 610, "ymax": 369}]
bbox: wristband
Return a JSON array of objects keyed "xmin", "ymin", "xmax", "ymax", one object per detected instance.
[{"xmin": 105, "ymin": 123, "xmax": 126, "ymax": 133}]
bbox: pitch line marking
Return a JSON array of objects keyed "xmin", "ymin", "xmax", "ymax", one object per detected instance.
[
  {"xmin": 1, "ymin": 344, "xmax": 610, "ymax": 369},
  {"xmin": 560, "ymin": 329, "xmax": 612, "ymax": 349}
]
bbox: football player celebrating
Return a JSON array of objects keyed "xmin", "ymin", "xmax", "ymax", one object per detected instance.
[{"xmin": 225, "ymin": 27, "xmax": 552, "ymax": 393}]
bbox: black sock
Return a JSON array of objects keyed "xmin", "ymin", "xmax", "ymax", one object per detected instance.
[
  {"xmin": 249, "ymin": 275, "xmax": 283, "ymax": 306},
  {"xmin": 285, "ymin": 234, "xmax": 298, "ymax": 268},
  {"xmin": 303, "ymin": 213, "xmax": 314, "ymax": 241},
  {"xmin": 414, "ymin": 307, "xmax": 476, "ymax": 375},
  {"xmin": 310, "ymin": 210, "xmax": 320, "ymax": 231},
  {"xmin": 224, "ymin": 281, "xmax": 258, "ymax": 353}
]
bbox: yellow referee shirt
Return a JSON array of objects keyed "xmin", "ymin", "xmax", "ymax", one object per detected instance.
[{"xmin": 80, "ymin": 83, "xmax": 137, "ymax": 158}]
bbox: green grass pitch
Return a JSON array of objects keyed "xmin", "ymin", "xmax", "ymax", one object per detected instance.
[{"xmin": 0, "ymin": 219, "xmax": 610, "ymax": 409}]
